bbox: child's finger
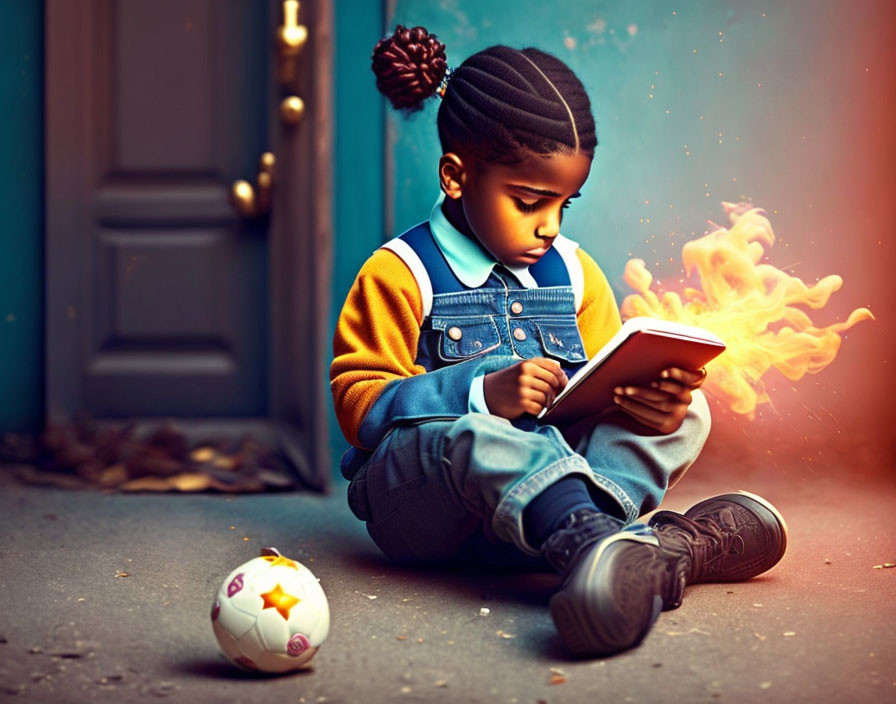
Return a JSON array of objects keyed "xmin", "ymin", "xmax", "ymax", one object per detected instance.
[
  {"xmin": 616, "ymin": 384, "xmax": 681, "ymax": 402},
  {"xmin": 614, "ymin": 387, "xmax": 686, "ymax": 413},
  {"xmin": 525, "ymin": 376, "xmax": 558, "ymax": 403},
  {"xmin": 660, "ymin": 366, "xmax": 706, "ymax": 388},
  {"xmin": 522, "ymin": 386, "xmax": 552, "ymax": 412},
  {"xmin": 646, "ymin": 378, "xmax": 687, "ymax": 395},
  {"xmin": 526, "ymin": 358, "xmax": 568, "ymax": 390},
  {"xmin": 612, "ymin": 394, "xmax": 668, "ymax": 430}
]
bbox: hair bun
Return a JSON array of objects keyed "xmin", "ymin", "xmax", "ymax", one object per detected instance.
[{"xmin": 371, "ymin": 25, "xmax": 448, "ymax": 112}]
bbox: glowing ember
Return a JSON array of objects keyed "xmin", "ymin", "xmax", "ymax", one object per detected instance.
[{"xmin": 620, "ymin": 202, "xmax": 874, "ymax": 416}]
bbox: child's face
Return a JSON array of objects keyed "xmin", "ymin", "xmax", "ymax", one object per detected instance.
[{"xmin": 458, "ymin": 149, "xmax": 593, "ymax": 267}]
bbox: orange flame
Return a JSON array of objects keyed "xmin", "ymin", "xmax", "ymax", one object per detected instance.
[{"xmin": 620, "ymin": 202, "xmax": 875, "ymax": 417}]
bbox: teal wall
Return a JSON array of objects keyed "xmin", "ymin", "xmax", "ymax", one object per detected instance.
[
  {"xmin": 332, "ymin": 1, "xmax": 385, "ymax": 302},
  {"xmin": 328, "ymin": 0, "xmax": 386, "ymax": 464},
  {"xmin": 384, "ymin": 0, "xmax": 896, "ymax": 439},
  {"xmin": 0, "ymin": 1, "xmax": 44, "ymax": 433}
]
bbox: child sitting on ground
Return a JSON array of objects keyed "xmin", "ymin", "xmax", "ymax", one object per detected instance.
[{"xmin": 330, "ymin": 25, "xmax": 787, "ymax": 656}]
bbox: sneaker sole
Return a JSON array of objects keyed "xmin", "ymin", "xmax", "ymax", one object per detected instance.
[
  {"xmin": 549, "ymin": 535, "xmax": 664, "ymax": 656},
  {"xmin": 733, "ymin": 489, "xmax": 788, "ymax": 570},
  {"xmin": 734, "ymin": 489, "xmax": 789, "ymax": 545}
]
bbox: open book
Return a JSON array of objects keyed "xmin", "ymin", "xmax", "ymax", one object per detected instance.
[{"xmin": 537, "ymin": 317, "xmax": 726, "ymax": 427}]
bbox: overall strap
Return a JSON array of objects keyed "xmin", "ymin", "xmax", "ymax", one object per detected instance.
[
  {"xmin": 529, "ymin": 246, "xmax": 570, "ymax": 286},
  {"xmin": 400, "ymin": 222, "xmax": 467, "ymax": 294},
  {"xmin": 531, "ymin": 235, "xmax": 584, "ymax": 312},
  {"xmin": 380, "ymin": 222, "xmax": 466, "ymax": 319}
]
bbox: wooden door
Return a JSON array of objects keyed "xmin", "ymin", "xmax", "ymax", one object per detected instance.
[{"xmin": 45, "ymin": 0, "xmax": 332, "ymax": 487}]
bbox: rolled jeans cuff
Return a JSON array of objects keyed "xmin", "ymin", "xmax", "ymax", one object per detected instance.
[{"xmin": 491, "ymin": 455, "xmax": 639, "ymax": 556}]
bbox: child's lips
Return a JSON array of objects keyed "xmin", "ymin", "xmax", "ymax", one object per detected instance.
[{"xmin": 524, "ymin": 246, "xmax": 550, "ymax": 258}]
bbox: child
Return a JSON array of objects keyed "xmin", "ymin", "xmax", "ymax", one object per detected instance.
[{"xmin": 331, "ymin": 25, "xmax": 787, "ymax": 656}]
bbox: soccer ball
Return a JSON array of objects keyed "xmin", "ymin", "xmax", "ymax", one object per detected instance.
[{"xmin": 211, "ymin": 547, "xmax": 330, "ymax": 673}]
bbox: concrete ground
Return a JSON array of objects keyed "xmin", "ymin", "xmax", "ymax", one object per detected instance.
[{"xmin": 1, "ymin": 423, "xmax": 894, "ymax": 704}]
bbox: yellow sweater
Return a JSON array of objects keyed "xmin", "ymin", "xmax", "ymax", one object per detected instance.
[{"xmin": 331, "ymin": 246, "xmax": 622, "ymax": 449}]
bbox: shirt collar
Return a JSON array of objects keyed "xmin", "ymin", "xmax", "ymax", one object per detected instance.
[{"xmin": 428, "ymin": 193, "xmax": 539, "ymax": 288}]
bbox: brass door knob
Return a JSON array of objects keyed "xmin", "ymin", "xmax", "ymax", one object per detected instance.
[
  {"xmin": 231, "ymin": 152, "xmax": 275, "ymax": 218},
  {"xmin": 280, "ymin": 96, "xmax": 305, "ymax": 126},
  {"xmin": 276, "ymin": 0, "xmax": 307, "ymax": 84}
]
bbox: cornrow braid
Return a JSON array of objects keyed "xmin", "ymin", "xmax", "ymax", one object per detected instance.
[{"xmin": 371, "ymin": 27, "xmax": 597, "ymax": 163}]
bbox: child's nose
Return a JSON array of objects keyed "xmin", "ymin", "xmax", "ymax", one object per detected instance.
[{"xmin": 536, "ymin": 209, "xmax": 562, "ymax": 238}]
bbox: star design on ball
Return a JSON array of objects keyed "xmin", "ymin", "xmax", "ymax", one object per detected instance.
[
  {"xmin": 260, "ymin": 583, "xmax": 300, "ymax": 620},
  {"xmin": 261, "ymin": 555, "xmax": 299, "ymax": 570}
]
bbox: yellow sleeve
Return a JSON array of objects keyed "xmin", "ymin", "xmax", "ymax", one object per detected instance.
[
  {"xmin": 330, "ymin": 248, "xmax": 425, "ymax": 448},
  {"xmin": 575, "ymin": 248, "xmax": 623, "ymax": 358}
]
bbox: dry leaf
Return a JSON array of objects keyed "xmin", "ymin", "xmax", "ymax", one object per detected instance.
[
  {"xmin": 97, "ymin": 464, "xmax": 127, "ymax": 487},
  {"xmin": 189, "ymin": 447, "xmax": 216, "ymax": 463},
  {"xmin": 548, "ymin": 669, "xmax": 567, "ymax": 685}
]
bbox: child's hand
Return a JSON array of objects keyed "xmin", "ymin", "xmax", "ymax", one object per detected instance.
[
  {"xmin": 612, "ymin": 366, "xmax": 707, "ymax": 434},
  {"xmin": 483, "ymin": 358, "xmax": 568, "ymax": 420}
]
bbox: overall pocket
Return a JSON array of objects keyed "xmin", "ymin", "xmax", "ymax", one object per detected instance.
[
  {"xmin": 534, "ymin": 319, "xmax": 588, "ymax": 364},
  {"xmin": 430, "ymin": 316, "xmax": 502, "ymax": 362}
]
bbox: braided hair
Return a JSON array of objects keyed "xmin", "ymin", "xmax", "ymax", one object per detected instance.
[{"xmin": 371, "ymin": 26, "xmax": 597, "ymax": 164}]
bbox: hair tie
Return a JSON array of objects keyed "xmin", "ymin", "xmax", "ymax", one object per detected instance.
[{"xmin": 437, "ymin": 66, "xmax": 454, "ymax": 99}]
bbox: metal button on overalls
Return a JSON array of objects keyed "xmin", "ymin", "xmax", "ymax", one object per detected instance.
[
  {"xmin": 447, "ymin": 326, "xmax": 463, "ymax": 341},
  {"xmin": 510, "ymin": 301, "xmax": 524, "ymax": 314},
  {"xmin": 512, "ymin": 327, "xmax": 527, "ymax": 341}
]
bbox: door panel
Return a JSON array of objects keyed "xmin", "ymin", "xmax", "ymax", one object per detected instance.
[
  {"xmin": 49, "ymin": 0, "xmax": 269, "ymax": 418},
  {"xmin": 114, "ymin": 0, "xmax": 216, "ymax": 173}
]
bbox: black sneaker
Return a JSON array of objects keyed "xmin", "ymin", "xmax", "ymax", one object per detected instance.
[
  {"xmin": 649, "ymin": 490, "xmax": 788, "ymax": 609},
  {"xmin": 544, "ymin": 516, "xmax": 667, "ymax": 657}
]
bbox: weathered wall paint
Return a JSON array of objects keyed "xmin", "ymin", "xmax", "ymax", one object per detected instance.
[{"xmin": 0, "ymin": 1, "xmax": 44, "ymax": 432}]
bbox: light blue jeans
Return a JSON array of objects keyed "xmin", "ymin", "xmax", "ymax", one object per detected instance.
[{"xmin": 347, "ymin": 390, "xmax": 711, "ymax": 566}]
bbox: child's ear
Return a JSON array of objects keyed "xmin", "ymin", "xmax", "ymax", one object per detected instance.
[{"xmin": 438, "ymin": 153, "xmax": 466, "ymax": 199}]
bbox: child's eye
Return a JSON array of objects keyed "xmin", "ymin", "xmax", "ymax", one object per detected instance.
[
  {"xmin": 512, "ymin": 196, "xmax": 575, "ymax": 214},
  {"xmin": 513, "ymin": 198, "xmax": 539, "ymax": 214}
]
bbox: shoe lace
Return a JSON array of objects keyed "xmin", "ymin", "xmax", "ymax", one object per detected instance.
[
  {"xmin": 541, "ymin": 509, "xmax": 624, "ymax": 575},
  {"xmin": 657, "ymin": 509, "xmax": 744, "ymax": 581}
]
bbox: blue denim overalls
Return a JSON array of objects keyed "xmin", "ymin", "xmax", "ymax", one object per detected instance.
[{"xmin": 344, "ymin": 222, "xmax": 711, "ymax": 565}]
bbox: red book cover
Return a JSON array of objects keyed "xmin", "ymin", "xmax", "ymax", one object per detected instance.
[{"xmin": 539, "ymin": 317, "xmax": 726, "ymax": 427}]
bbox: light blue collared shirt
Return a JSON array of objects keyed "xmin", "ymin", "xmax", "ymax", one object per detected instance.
[{"xmin": 429, "ymin": 194, "xmax": 541, "ymax": 289}]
